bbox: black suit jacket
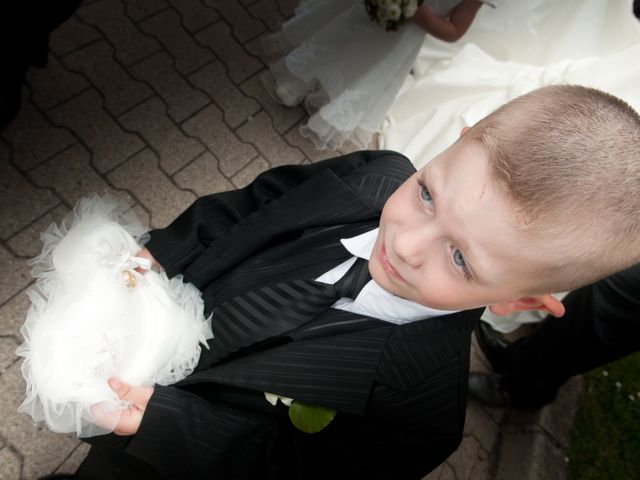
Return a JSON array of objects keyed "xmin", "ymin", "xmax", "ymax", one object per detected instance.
[{"xmin": 78, "ymin": 151, "xmax": 482, "ymax": 480}]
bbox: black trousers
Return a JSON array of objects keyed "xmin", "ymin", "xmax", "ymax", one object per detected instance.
[{"xmin": 501, "ymin": 263, "xmax": 640, "ymax": 408}]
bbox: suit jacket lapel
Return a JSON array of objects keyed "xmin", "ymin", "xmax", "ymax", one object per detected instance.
[
  {"xmin": 375, "ymin": 308, "xmax": 482, "ymax": 390},
  {"xmin": 183, "ymin": 169, "xmax": 379, "ymax": 290}
]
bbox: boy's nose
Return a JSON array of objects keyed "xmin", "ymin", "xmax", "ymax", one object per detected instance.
[{"xmin": 393, "ymin": 226, "xmax": 431, "ymax": 267}]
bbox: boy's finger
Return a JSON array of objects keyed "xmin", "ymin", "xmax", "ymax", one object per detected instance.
[
  {"xmin": 113, "ymin": 407, "xmax": 144, "ymax": 436},
  {"xmin": 108, "ymin": 378, "xmax": 154, "ymax": 407}
]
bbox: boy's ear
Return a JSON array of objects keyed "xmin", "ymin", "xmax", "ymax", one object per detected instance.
[
  {"xmin": 488, "ymin": 294, "xmax": 565, "ymax": 318},
  {"xmin": 459, "ymin": 126, "xmax": 471, "ymax": 137}
]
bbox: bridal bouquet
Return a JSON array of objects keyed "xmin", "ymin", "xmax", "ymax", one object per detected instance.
[{"xmin": 365, "ymin": 0, "xmax": 424, "ymax": 31}]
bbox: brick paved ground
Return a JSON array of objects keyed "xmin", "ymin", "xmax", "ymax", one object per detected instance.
[{"xmin": 0, "ymin": 1, "xmax": 580, "ymax": 478}]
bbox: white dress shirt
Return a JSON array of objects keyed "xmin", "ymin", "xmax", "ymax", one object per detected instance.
[{"xmin": 315, "ymin": 228, "xmax": 458, "ymax": 324}]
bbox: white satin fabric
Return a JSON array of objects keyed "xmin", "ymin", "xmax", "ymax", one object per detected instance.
[
  {"xmin": 380, "ymin": 0, "xmax": 640, "ymax": 169},
  {"xmin": 380, "ymin": 0, "xmax": 640, "ymax": 332},
  {"xmin": 16, "ymin": 195, "xmax": 212, "ymax": 437}
]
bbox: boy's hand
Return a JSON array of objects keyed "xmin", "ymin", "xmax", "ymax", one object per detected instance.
[
  {"xmin": 135, "ymin": 248, "xmax": 160, "ymax": 273},
  {"xmin": 93, "ymin": 378, "xmax": 154, "ymax": 436}
]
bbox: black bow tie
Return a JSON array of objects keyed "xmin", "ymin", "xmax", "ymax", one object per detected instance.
[{"xmin": 208, "ymin": 258, "xmax": 371, "ymax": 362}]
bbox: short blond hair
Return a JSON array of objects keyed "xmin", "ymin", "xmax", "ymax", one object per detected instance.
[{"xmin": 467, "ymin": 85, "xmax": 640, "ymax": 292}]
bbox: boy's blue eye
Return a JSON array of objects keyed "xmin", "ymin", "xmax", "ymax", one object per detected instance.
[
  {"xmin": 453, "ymin": 248, "xmax": 472, "ymax": 280},
  {"xmin": 420, "ymin": 184, "xmax": 433, "ymax": 205}
]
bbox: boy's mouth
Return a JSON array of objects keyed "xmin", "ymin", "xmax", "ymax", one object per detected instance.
[{"xmin": 380, "ymin": 244, "xmax": 406, "ymax": 283}]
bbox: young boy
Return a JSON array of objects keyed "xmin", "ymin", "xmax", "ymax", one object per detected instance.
[{"xmin": 75, "ymin": 85, "xmax": 640, "ymax": 480}]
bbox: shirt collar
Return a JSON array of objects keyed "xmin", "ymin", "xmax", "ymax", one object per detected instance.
[{"xmin": 341, "ymin": 228, "xmax": 378, "ymax": 260}]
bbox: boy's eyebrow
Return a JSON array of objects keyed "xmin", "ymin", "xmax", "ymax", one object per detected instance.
[{"xmin": 421, "ymin": 167, "xmax": 489, "ymax": 285}]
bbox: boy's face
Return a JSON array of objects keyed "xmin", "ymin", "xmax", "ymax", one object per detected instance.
[{"xmin": 370, "ymin": 139, "xmax": 539, "ymax": 311}]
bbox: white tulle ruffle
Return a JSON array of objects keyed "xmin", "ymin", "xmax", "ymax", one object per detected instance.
[
  {"xmin": 260, "ymin": 0, "xmax": 426, "ymax": 150},
  {"xmin": 16, "ymin": 195, "xmax": 213, "ymax": 437}
]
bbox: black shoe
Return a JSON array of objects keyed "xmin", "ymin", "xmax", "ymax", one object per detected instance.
[
  {"xmin": 468, "ymin": 372, "xmax": 512, "ymax": 407},
  {"xmin": 474, "ymin": 320, "xmax": 510, "ymax": 372}
]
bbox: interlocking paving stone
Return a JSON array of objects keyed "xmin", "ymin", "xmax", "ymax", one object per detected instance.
[
  {"xmin": 240, "ymin": 74, "xmax": 305, "ymax": 134},
  {"xmin": 243, "ymin": 32, "xmax": 271, "ymax": 66},
  {"xmin": 231, "ymin": 156, "xmax": 270, "ymax": 189},
  {"xmin": 505, "ymin": 376, "xmax": 583, "ymax": 450},
  {"xmin": 284, "ymin": 120, "xmax": 328, "ymax": 163},
  {"xmin": 182, "ymin": 103, "xmax": 257, "ymax": 177},
  {"xmin": 76, "ymin": 0, "xmax": 162, "ymax": 66},
  {"xmin": 130, "ymin": 51, "xmax": 210, "ymax": 123},
  {"xmin": 107, "ymin": 149, "xmax": 196, "ymax": 228},
  {"xmin": 446, "ymin": 436, "xmax": 483, "ymax": 480},
  {"xmin": 0, "ymin": 292, "xmax": 30, "ymax": 339},
  {"xmin": 0, "ymin": 337, "xmax": 19, "ymax": 373},
  {"xmin": 438, "ymin": 463, "xmax": 457, "ymax": 480},
  {"xmin": 469, "ymin": 448, "xmax": 493, "ymax": 480},
  {"xmin": 141, "ymin": 9, "xmax": 215, "ymax": 75},
  {"xmin": 463, "ymin": 400, "xmax": 500, "ymax": 452},
  {"xmin": 55, "ymin": 442, "xmax": 91, "ymax": 475},
  {"xmin": 124, "ymin": 0, "xmax": 170, "ymax": 22},
  {"xmin": 0, "ymin": 446, "xmax": 22, "ymax": 480},
  {"xmin": 119, "ymin": 97, "xmax": 205, "ymax": 174},
  {"xmin": 249, "ymin": 0, "xmax": 286, "ymax": 32},
  {"xmin": 0, "ymin": 246, "xmax": 31, "ymax": 307},
  {"xmin": 48, "ymin": 89, "xmax": 145, "ymax": 173},
  {"xmin": 196, "ymin": 21, "xmax": 263, "ymax": 84},
  {"xmin": 1, "ymin": 97, "xmax": 76, "ymax": 172},
  {"xmin": 29, "ymin": 143, "xmax": 130, "ymax": 206},
  {"xmin": 49, "ymin": 15, "xmax": 102, "ymax": 57},
  {"xmin": 275, "ymin": 0, "xmax": 298, "ymax": 18},
  {"xmin": 538, "ymin": 376, "xmax": 583, "ymax": 448},
  {"xmin": 27, "ymin": 56, "xmax": 90, "ymax": 111},
  {"xmin": 189, "ymin": 61, "xmax": 260, "ymax": 128},
  {"xmin": 128, "ymin": 203, "xmax": 152, "ymax": 230},
  {"xmin": 496, "ymin": 431, "xmax": 565, "ymax": 480},
  {"xmin": 236, "ymin": 111, "xmax": 304, "ymax": 167},
  {"xmin": 0, "ymin": 362, "xmax": 80, "ymax": 480},
  {"xmin": 0, "ymin": 161, "xmax": 59, "ymax": 240},
  {"xmin": 167, "ymin": 0, "xmax": 221, "ymax": 33},
  {"xmin": 64, "ymin": 41, "xmax": 154, "ymax": 117},
  {"xmin": 174, "ymin": 151, "xmax": 235, "ymax": 196},
  {"xmin": 203, "ymin": 0, "xmax": 266, "ymax": 42},
  {"xmin": 6, "ymin": 204, "xmax": 69, "ymax": 260}
]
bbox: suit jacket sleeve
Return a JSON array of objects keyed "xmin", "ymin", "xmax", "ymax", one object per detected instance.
[{"xmin": 145, "ymin": 150, "xmax": 404, "ymax": 279}]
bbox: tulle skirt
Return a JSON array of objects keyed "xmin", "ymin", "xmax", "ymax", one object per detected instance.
[
  {"xmin": 261, "ymin": 0, "xmax": 425, "ymax": 150},
  {"xmin": 16, "ymin": 195, "xmax": 212, "ymax": 437}
]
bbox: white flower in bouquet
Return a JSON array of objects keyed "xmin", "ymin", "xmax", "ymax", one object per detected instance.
[
  {"xmin": 402, "ymin": 0, "xmax": 419, "ymax": 18},
  {"xmin": 365, "ymin": 0, "xmax": 423, "ymax": 31},
  {"xmin": 386, "ymin": 4, "xmax": 402, "ymax": 21}
]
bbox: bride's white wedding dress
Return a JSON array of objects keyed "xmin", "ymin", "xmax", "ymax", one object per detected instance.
[
  {"xmin": 16, "ymin": 195, "xmax": 212, "ymax": 437},
  {"xmin": 380, "ymin": 0, "xmax": 640, "ymax": 169},
  {"xmin": 379, "ymin": 0, "xmax": 640, "ymax": 332}
]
